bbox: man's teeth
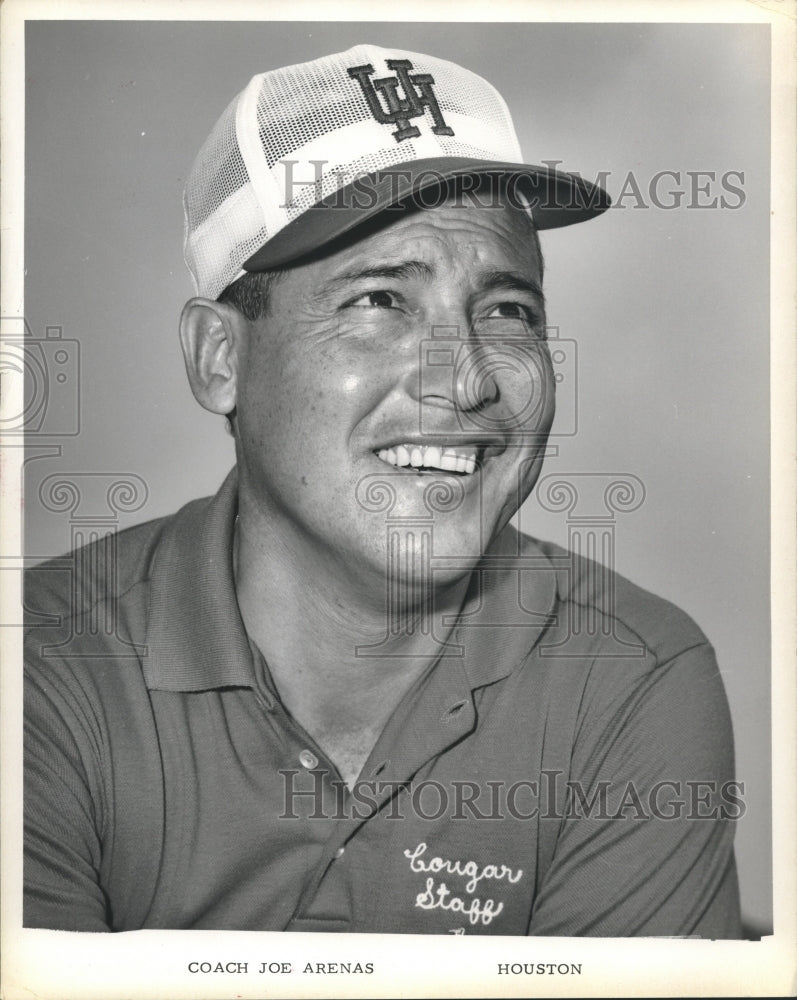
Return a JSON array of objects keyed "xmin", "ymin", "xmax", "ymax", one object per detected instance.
[{"xmin": 376, "ymin": 444, "xmax": 478, "ymax": 474}]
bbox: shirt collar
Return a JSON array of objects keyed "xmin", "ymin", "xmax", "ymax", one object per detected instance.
[
  {"xmin": 143, "ymin": 467, "xmax": 254, "ymax": 691},
  {"xmin": 455, "ymin": 522, "xmax": 559, "ymax": 690},
  {"xmin": 142, "ymin": 468, "xmax": 558, "ymax": 693}
]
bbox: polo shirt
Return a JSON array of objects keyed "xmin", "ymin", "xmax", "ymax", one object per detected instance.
[{"xmin": 24, "ymin": 468, "xmax": 742, "ymax": 936}]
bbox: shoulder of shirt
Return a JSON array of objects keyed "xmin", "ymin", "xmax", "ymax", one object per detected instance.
[
  {"xmin": 512, "ymin": 527, "xmax": 712, "ymax": 664},
  {"xmin": 23, "ymin": 492, "xmax": 215, "ymax": 630}
]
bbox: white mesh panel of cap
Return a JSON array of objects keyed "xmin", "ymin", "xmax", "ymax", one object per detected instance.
[
  {"xmin": 189, "ymin": 184, "xmax": 268, "ymax": 302},
  {"xmin": 185, "ymin": 93, "xmax": 249, "ymax": 235},
  {"xmin": 184, "ymin": 92, "xmax": 262, "ymax": 298},
  {"xmin": 184, "ymin": 44, "xmax": 528, "ymax": 299},
  {"xmin": 235, "ymin": 74, "xmax": 289, "ymax": 236}
]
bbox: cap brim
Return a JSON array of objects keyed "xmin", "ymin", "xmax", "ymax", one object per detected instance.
[{"xmin": 243, "ymin": 157, "xmax": 611, "ymax": 272}]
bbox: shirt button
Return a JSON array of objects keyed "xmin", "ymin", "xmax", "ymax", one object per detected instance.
[{"xmin": 299, "ymin": 749, "xmax": 319, "ymax": 769}]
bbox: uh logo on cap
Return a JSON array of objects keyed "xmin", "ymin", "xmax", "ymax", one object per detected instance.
[{"xmin": 347, "ymin": 58, "xmax": 456, "ymax": 143}]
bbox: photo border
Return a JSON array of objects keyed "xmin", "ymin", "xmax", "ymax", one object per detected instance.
[{"xmin": 2, "ymin": 1, "xmax": 794, "ymax": 997}]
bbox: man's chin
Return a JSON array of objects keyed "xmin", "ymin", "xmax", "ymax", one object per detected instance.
[{"xmin": 364, "ymin": 523, "xmax": 492, "ymax": 589}]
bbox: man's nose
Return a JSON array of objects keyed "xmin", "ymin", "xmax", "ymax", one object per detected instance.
[{"xmin": 405, "ymin": 324, "xmax": 500, "ymax": 413}]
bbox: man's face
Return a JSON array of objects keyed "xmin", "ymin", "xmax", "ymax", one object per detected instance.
[{"xmin": 234, "ymin": 197, "xmax": 554, "ymax": 591}]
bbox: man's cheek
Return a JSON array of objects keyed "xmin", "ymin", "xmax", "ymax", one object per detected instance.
[{"xmin": 337, "ymin": 370, "xmax": 371, "ymax": 397}]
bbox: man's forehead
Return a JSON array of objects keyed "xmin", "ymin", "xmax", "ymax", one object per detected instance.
[{"xmin": 303, "ymin": 198, "xmax": 543, "ymax": 280}]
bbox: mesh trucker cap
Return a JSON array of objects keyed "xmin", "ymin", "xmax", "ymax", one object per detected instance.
[{"xmin": 184, "ymin": 44, "xmax": 611, "ymax": 300}]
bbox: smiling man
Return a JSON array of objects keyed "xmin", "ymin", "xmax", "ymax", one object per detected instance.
[{"xmin": 24, "ymin": 45, "xmax": 742, "ymax": 936}]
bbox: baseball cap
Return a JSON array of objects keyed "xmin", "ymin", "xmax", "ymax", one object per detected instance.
[{"xmin": 184, "ymin": 44, "xmax": 611, "ymax": 300}]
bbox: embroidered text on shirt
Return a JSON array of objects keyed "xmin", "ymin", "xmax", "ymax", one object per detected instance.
[
  {"xmin": 403, "ymin": 842, "xmax": 524, "ymax": 927},
  {"xmin": 404, "ymin": 841, "xmax": 524, "ymax": 894}
]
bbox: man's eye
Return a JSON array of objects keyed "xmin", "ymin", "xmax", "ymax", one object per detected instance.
[
  {"xmin": 485, "ymin": 302, "xmax": 534, "ymax": 322},
  {"xmin": 347, "ymin": 290, "xmax": 399, "ymax": 309}
]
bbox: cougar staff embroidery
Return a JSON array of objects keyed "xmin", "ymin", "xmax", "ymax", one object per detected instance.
[{"xmin": 347, "ymin": 59, "xmax": 455, "ymax": 142}]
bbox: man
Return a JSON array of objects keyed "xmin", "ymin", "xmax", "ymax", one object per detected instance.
[{"xmin": 23, "ymin": 44, "xmax": 741, "ymax": 935}]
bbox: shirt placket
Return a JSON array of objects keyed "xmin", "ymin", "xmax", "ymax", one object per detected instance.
[{"xmin": 285, "ymin": 650, "xmax": 477, "ymax": 932}]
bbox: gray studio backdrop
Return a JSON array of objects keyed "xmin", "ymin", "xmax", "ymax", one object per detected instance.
[{"xmin": 23, "ymin": 20, "xmax": 771, "ymax": 933}]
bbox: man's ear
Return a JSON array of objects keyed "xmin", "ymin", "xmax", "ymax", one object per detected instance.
[{"xmin": 179, "ymin": 298, "xmax": 248, "ymax": 415}]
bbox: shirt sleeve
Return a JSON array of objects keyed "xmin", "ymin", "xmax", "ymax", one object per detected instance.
[
  {"xmin": 528, "ymin": 641, "xmax": 742, "ymax": 938},
  {"xmin": 24, "ymin": 650, "xmax": 112, "ymax": 931}
]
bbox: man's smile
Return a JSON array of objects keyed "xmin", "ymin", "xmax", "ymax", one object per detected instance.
[{"xmin": 375, "ymin": 443, "xmax": 478, "ymax": 475}]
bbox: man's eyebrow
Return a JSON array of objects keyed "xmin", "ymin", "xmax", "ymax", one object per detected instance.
[
  {"xmin": 477, "ymin": 270, "xmax": 546, "ymax": 307},
  {"xmin": 321, "ymin": 260, "xmax": 433, "ymax": 292},
  {"xmin": 318, "ymin": 262, "xmax": 545, "ymax": 308}
]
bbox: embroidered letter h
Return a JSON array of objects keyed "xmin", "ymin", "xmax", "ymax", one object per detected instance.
[{"xmin": 348, "ymin": 59, "xmax": 455, "ymax": 143}]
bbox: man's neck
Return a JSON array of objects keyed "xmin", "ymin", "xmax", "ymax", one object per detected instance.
[
  {"xmin": 232, "ymin": 498, "xmax": 475, "ymax": 786},
  {"xmin": 234, "ymin": 505, "xmax": 471, "ymax": 682}
]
